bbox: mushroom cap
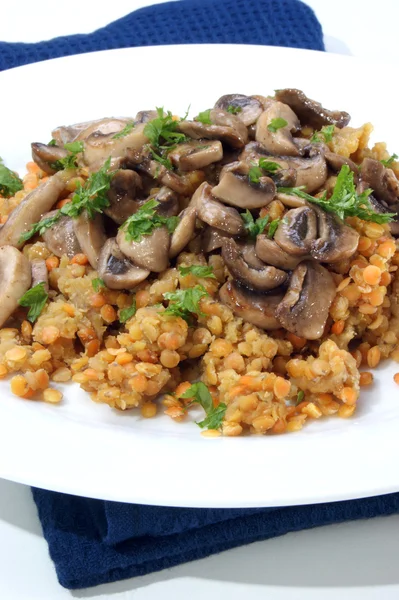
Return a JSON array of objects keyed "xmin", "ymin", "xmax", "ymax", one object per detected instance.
[
  {"xmin": 117, "ymin": 225, "xmax": 170, "ymax": 273},
  {"xmin": 274, "ymin": 89, "xmax": 351, "ymax": 129},
  {"xmin": 169, "ymin": 207, "xmax": 197, "ymax": 258},
  {"xmin": 219, "ymin": 280, "xmax": 283, "ymax": 330},
  {"xmin": 360, "ymin": 158, "xmax": 399, "ymax": 205},
  {"xmin": 285, "ymin": 153, "xmax": 327, "ymax": 194},
  {"xmin": 168, "ymin": 140, "xmax": 223, "ymax": 171},
  {"xmin": 193, "ymin": 182, "xmax": 245, "ymax": 235},
  {"xmin": 274, "ymin": 206, "xmax": 317, "ymax": 256},
  {"xmin": 98, "ymin": 238, "xmax": 150, "ymax": 290},
  {"xmin": 255, "ymin": 102, "xmax": 300, "ymax": 157},
  {"xmin": 201, "ymin": 226, "xmax": 233, "ymax": 253},
  {"xmin": 255, "ymin": 235, "xmax": 304, "ymax": 270},
  {"xmin": 178, "ymin": 109, "xmax": 248, "ymax": 148},
  {"xmin": 41, "ymin": 210, "xmax": 82, "ymax": 259},
  {"xmin": 222, "ymin": 239, "xmax": 287, "ymax": 291},
  {"xmin": 214, "ymin": 94, "xmax": 263, "ymax": 126},
  {"xmin": 310, "ymin": 205, "xmax": 359, "ymax": 263},
  {"xmin": 276, "ymin": 261, "xmax": 336, "ymax": 340},
  {"xmin": 31, "ymin": 142, "xmax": 68, "ymax": 175},
  {"xmin": 0, "ymin": 246, "xmax": 32, "ymax": 327},
  {"xmin": 105, "ymin": 169, "xmax": 141, "ymax": 224},
  {"xmin": 73, "ymin": 211, "xmax": 107, "ymax": 269},
  {"xmin": 324, "ymin": 151, "xmax": 359, "ymax": 177},
  {"xmin": 212, "ymin": 163, "xmax": 276, "ymax": 209}
]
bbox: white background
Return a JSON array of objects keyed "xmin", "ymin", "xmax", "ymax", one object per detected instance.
[{"xmin": 1, "ymin": 1, "xmax": 399, "ymax": 599}]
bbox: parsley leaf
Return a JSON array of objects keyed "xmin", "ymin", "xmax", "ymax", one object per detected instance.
[
  {"xmin": 92, "ymin": 278, "xmax": 105, "ymax": 292},
  {"xmin": 267, "ymin": 118, "xmax": 288, "ymax": 133},
  {"xmin": 248, "ymin": 158, "xmax": 281, "ymax": 184},
  {"xmin": 195, "ymin": 109, "xmax": 212, "ymax": 125},
  {"xmin": 51, "ymin": 141, "xmax": 84, "ymax": 171},
  {"xmin": 163, "ymin": 285, "xmax": 208, "ymax": 322},
  {"xmin": 267, "ymin": 218, "xmax": 281, "ymax": 238},
  {"xmin": 119, "ymin": 298, "xmax": 137, "ymax": 323},
  {"xmin": 381, "ymin": 153, "xmax": 398, "ymax": 167},
  {"xmin": 248, "ymin": 165, "xmax": 263, "ymax": 184},
  {"xmin": 278, "ymin": 165, "xmax": 396, "ymax": 224},
  {"xmin": 242, "ymin": 209, "xmax": 269, "ymax": 239},
  {"xmin": 112, "ymin": 122, "xmax": 135, "ymax": 140},
  {"xmin": 179, "ymin": 265, "xmax": 216, "ymax": 279},
  {"xmin": 18, "ymin": 282, "xmax": 48, "ymax": 323},
  {"xmin": 19, "ymin": 213, "xmax": 62, "ymax": 244},
  {"xmin": 48, "ymin": 139, "xmax": 57, "ymax": 146},
  {"xmin": 0, "ymin": 158, "xmax": 23, "ymax": 198},
  {"xmin": 121, "ymin": 198, "xmax": 178, "ymax": 242},
  {"xmin": 144, "ymin": 107, "xmax": 187, "ymax": 149},
  {"xmin": 296, "ymin": 390, "xmax": 305, "ymax": 406},
  {"xmin": 227, "ymin": 105, "xmax": 242, "ymax": 115},
  {"xmin": 311, "ymin": 124, "xmax": 335, "ymax": 143},
  {"xmin": 181, "ymin": 382, "xmax": 227, "ymax": 430},
  {"xmin": 149, "ymin": 146, "xmax": 173, "ymax": 171}
]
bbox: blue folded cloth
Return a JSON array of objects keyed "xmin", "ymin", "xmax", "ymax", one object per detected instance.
[{"xmin": 0, "ymin": 0, "xmax": 324, "ymax": 72}]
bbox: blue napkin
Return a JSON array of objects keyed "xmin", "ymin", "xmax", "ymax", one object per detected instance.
[{"xmin": 0, "ymin": 0, "xmax": 324, "ymax": 72}]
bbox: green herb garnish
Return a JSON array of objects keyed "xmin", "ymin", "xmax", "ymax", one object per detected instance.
[
  {"xmin": 310, "ymin": 124, "xmax": 335, "ymax": 143},
  {"xmin": 179, "ymin": 265, "xmax": 216, "ymax": 279},
  {"xmin": 296, "ymin": 390, "xmax": 305, "ymax": 406},
  {"xmin": 163, "ymin": 285, "xmax": 209, "ymax": 322},
  {"xmin": 144, "ymin": 107, "xmax": 188, "ymax": 171},
  {"xmin": 149, "ymin": 147, "xmax": 173, "ymax": 171},
  {"xmin": 112, "ymin": 122, "xmax": 135, "ymax": 140},
  {"xmin": 242, "ymin": 209, "xmax": 269, "ymax": 239},
  {"xmin": 119, "ymin": 298, "xmax": 137, "ymax": 323},
  {"xmin": 248, "ymin": 158, "xmax": 281, "ymax": 184},
  {"xmin": 227, "ymin": 105, "xmax": 242, "ymax": 115},
  {"xmin": 121, "ymin": 198, "xmax": 178, "ymax": 243},
  {"xmin": 51, "ymin": 141, "xmax": 84, "ymax": 171},
  {"xmin": 181, "ymin": 381, "xmax": 227, "ymax": 430},
  {"xmin": 19, "ymin": 213, "xmax": 62, "ymax": 244},
  {"xmin": 48, "ymin": 139, "xmax": 57, "ymax": 146},
  {"xmin": 267, "ymin": 218, "xmax": 281, "ymax": 238},
  {"xmin": 92, "ymin": 278, "xmax": 105, "ymax": 292},
  {"xmin": 0, "ymin": 158, "xmax": 23, "ymax": 198},
  {"xmin": 267, "ymin": 118, "xmax": 288, "ymax": 133},
  {"xmin": 195, "ymin": 109, "xmax": 212, "ymax": 125},
  {"xmin": 18, "ymin": 282, "xmax": 48, "ymax": 323},
  {"xmin": 381, "ymin": 153, "xmax": 398, "ymax": 167}
]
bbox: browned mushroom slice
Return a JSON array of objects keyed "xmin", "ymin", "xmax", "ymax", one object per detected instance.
[
  {"xmin": 219, "ymin": 281, "xmax": 283, "ymax": 330},
  {"xmin": 106, "ymin": 170, "xmax": 142, "ymax": 224},
  {"xmin": 255, "ymin": 235, "xmax": 304, "ymax": 270},
  {"xmin": 212, "ymin": 162, "xmax": 276, "ymax": 209},
  {"xmin": 0, "ymin": 246, "xmax": 32, "ymax": 327},
  {"xmin": 310, "ymin": 205, "xmax": 359, "ymax": 263},
  {"xmin": 97, "ymin": 238, "xmax": 150, "ymax": 290},
  {"xmin": 168, "ymin": 140, "xmax": 223, "ymax": 171},
  {"xmin": 73, "ymin": 211, "xmax": 107, "ymax": 269},
  {"xmin": 201, "ymin": 226, "xmax": 233, "ymax": 253},
  {"xmin": 178, "ymin": 108, "xmax": 248, "ymax": 148},
  {"xmin": 31, "ymin": 142, "xmax": 69, "ymax": 175},
  {"xmin": 286, "ymin": 154, "xmax": 327, "ymax": 193},
  {"xmin": 276, "ymin": 261, "xmax": 336, "ymax": 340},
  {"xmin": 274, "ymin": 206, "xmax": 317, "ymax": 255},
  {"xmin": 169, "ymin": 207, "xmax": 197, "ymax": 258},
  {"xmin": 324, "ymin": 151, "xmax": 359, "ymax": 176},
  {"xmin": 148, "ymin": 186, "xmax": 179, "ymax": 217},
  {"xmin": 31, "ymin": 259, "xmax": 49, "ymax": 292},
  {"xmin": 214, "ymin": 94, "xmax": 263, "ymax": 126},
  {"xmin": 134, "ymin": 110, "xmax": 158, "ymax": 125},
  {"xmin": 360, "ymin": 158, "xmax": 399, "ymax": 205},
  {"xmin": 275, "ymin": 89, "xmax": 351, "ymax": 129},
  {"xmin": 117, "ymin": 226, "xmax": 170, "ymax": 273},
  {"xmin": 41, "ymin": 211, "xmax": 82, "ymax": 258},
  {"xmin": 222, "ymin": 239, "xmax": 287, "ymax": 291},
  {"xmin": 255, "ymin": 102, "xmax": 300, "ymax": 157},
  {"xmin": 193, "ymin": 182, "xmax": 245, "ymax": 235},
  {"xmin": 0, "ymin": 171, "xmax": 67, "ymax": 248}
]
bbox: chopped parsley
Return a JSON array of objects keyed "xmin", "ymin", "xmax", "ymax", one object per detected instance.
[
  {"xmin": 181, "ymin": 382, "xmax": 227, "ymax": 430},
  {"xmin": 112, "ymin": 122, "xmax": 135, "ymax": 140},
  {"xmin": 163, "ymin": 285, "xmax": 208, "ymax": 322},
  {"xmin": 18, "ymin": 282, "xmax": 48, "ymax": 323},
  {"xmin": 195, "ymin": 109, "xmax": 212, "ymax": 125},
  {"xmin": 119, "ymin": 298, "xmax": 137, "ymax": 323},
  {"xmin": 242, "ymin": 209, "xmax": 269, "ymax": 239},
  {"xmin": 267, "ymin": 118, "xmax": 288, "ymax": 133},
  {"xmin": 144, "ymin": 107, "xmax": 188, "ymax": 170},
  {"xmin": 19, "ymin": 158, "xmax": 112, "ymax": 243},
  {"xmin": 48, "ymin": 139, "xmax": 57, "ymax": 146},
  {"xmin": 381, "ymin": 153, "xmax": 398, "ymax": 167},
  {"xmin": 310, "ymin": 124, "xmax": 335, "ymax": 143},
  {"xmin": 296, "ymin": 390, "xmax": 305, "ymax": 406},
  {"xmin": 248, "ymin": 158, "xmax": 281, "ymax": 184},
  {"xmin": 227, "ymin": 105, "xmax": 242, "ymax": 115},
  {"xmin": 267, "ymin": 218, "xmax": 281, "ymax": 238},
  {"xmin": 278, "ymin": 165, "xmax": 396, "ymax": 224},
  {"xmin": 51, "ymin": 141, "xmax": 84, "ymax": 171},
  {"xmin": 92, "ymin": 278, "xmax": 105, "ymax": 292},
  {"xmin": 179, "ymin": 264, "xmax": 216, "ymax": 279},
  {"xmin": 121, "ymin": 198, "xmax": 178, "ymax": 243},
  {"xmin": 0, "ymin": 158, "xmax": 23, "ymax": 198}
]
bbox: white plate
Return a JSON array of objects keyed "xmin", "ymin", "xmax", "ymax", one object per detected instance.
[{"xmin": 0, "ymin": 45, "xmax": 398, "ymax": 508}]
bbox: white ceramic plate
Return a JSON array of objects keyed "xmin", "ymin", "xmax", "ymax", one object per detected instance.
[{"xmin": 0, "ymin": 45, "xmax": 398, "ymax": 508}]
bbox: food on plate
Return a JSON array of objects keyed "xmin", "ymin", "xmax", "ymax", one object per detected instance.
[{"xmin": 0, "ymin": 88, "xmax": 399, "ymax": 436}]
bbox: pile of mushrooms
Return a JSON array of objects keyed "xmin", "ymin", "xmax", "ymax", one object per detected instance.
[{"xmin": 1, "ymin": 88, "xmax": 399, "ymax": 339}]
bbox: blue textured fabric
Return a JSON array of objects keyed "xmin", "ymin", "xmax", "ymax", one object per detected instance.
[
  {"xmin": 0, "ymin": 0, "xmax": 324, "ymax": 72},
  {"xmin": 32, "ymin": 489, "xmax": 399, "ymax": 589}
]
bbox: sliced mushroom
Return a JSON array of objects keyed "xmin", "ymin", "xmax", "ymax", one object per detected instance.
[
  {"xmin": 222, "ymin": 239, "xmax": 287, "ymax": 291},
  {"xmin": 286, "ymin": 154, "xmax": 327, "ymax": 193},
  {"xmin": 238, "ymin": 243, "xmax": 267, "ymax": 269},
  {"xmin": 192, "ymin": 182, "xmax": 245, "ymax": 235},
  {"xmin": 0, "ymin": 171, "xmax": 66, "ymax": 248},
  {"xmin": 212, "ymin": 162, "xmax": 276, "ymax": 209},
  {"xmin": 219, "ymin": 281, "xmax": 283, "ymax": 330},
  {"xmin": 274, "ymin": 206, "xmax": 317, "ymax": 255},
  {"xmin": 117, "ymin": 225, "xmax": 170, "ymax": 273},
  {"xmin": 134, "ymin": 110, "xmax": 158, "ymax": 125},
  {"xmin": 201, "ymin": 226, "xmax": 233, "ymax": 253},
  {"xmin": 106, "ymin": 170, "xmax": 142, "ymax": 224},
  {"xmin": 214, "ymin": 94, "xmax": 263, "ymax": 126},
  {"xmin": 255, "ymin": 101, "xmax": 300, "ymax": 157},
  {"xmin": 275, "ymin": 89, "xmax": 351, "ymax": 129},
  {"xmin": 255, "ymin": 235, "xmax": 304, "ymax": 270},
  {"xmin": 31, "ymin": 142, "xmax": 69, "ymax": 175},
  {"xmin": 310, "ymin": 205, "xmax": 359, "ymax": 262},
  {"xmin": 168, "ymin": 140, "xmax": 223, "ymax": 171},
  {"xmin": 276, "ymin": 261, "xmax": 336, "ymax": 340},
  {"xmin": 324, "ymin": 151, "xmax": 359, "ymax": 176},
  {"xmin": 73, "ymin": 211, "xmax": 107, "ymax": 269},
  {"xmin": 41, "ymin": 211, "xmax": 82, "ymax": 259},
  {"xmin": 148, "ymin": 186, "xmax": 180, "ymax": 218},
  {"xmin": 31, "ymin": 259, "xmax": 49, "ymax": 292},
  {"xmin": 97, "ymin": 238, "xmax": 150, "ymax": 290},
  {"xmin": 178, "ymin": 109, "xmax": 248, "ymax": 148},
  {"xmin": 169, "ymin": 207, "xmax": 197, "ymax": 258},
  {"xmin": 0, "ymin": 246, "xmax": 32, "ymax": 327},
  {"xmin": 360, "ymin": 158, "xmax": 399, "ymax": 205}
]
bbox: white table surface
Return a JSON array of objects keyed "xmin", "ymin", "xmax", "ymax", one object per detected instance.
[{"xmin": 1, "ymin": 1, "xmax": 399, "ymax": 599}]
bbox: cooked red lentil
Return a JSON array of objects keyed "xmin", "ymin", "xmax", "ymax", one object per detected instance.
[{"xmin": 1, "ymin": 89, "xmax": 399, "ymax": 436}]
